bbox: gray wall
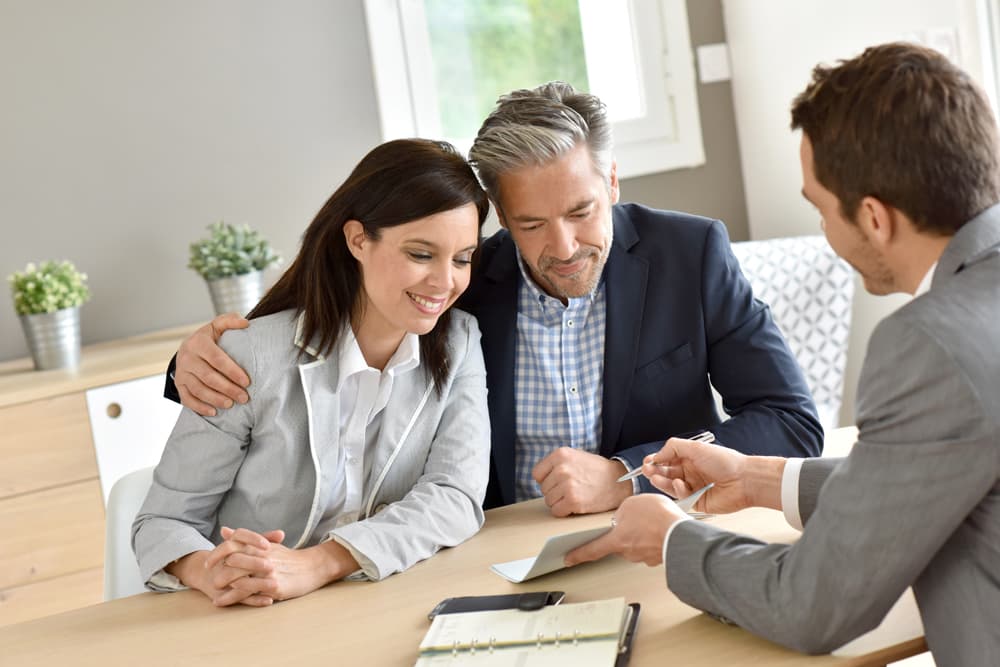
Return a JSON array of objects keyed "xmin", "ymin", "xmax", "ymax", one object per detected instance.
[
  {"xmin": 619, "ymin": 0, "xmax": 748, "ymax": 242},
  {"xmin": 1, "ymin": 0, "xmax": 382, "ymax": 362},
  {"xmin": 1, "ymin": 0, "xmax": 744, "ymax": 362}
]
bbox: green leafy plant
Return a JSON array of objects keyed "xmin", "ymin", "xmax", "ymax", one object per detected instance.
[
  {"xmin": 188, "ymin": 221, "xmax": 280, "ymax": 281},
  {"xmin": 8, "ymin": 260, "xmax": 91, "ymax": 316}
]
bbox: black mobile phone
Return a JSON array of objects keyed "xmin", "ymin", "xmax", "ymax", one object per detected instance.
[{"xmin": 427, "ymin": 591, "xmax": 566, "ymax": 620}]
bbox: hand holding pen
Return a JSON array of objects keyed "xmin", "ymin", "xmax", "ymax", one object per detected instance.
[
  {"xmin": 637, "ymin": 432, "xmax": 760, "ymax": 516},
  {"xmin": 616, "ymin": 430, "xmax": 716, "ymax": 482}
]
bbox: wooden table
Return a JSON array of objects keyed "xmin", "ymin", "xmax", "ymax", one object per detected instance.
[{"xmin": 0, "ymin": 433, "xmax": 927, "ymax": 667}]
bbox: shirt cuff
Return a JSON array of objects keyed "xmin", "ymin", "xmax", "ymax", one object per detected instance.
[
  {"xmin": 611, "ymin": 456, "xmax": 640, "ymax": 496},
  {"xmin": 661, "ymin": 515, "xmax": 693, "ymax": 565},
  {"xmin": 147, "ymin": 569, "xmax": 187, "ymax": 592},
  {"xmin": 781, "ymin": 457, "xmax": 805, "ymax": 531},
  {"xmin": 323, "ymin": 533, "xmax": 373, "ymax": 581}
]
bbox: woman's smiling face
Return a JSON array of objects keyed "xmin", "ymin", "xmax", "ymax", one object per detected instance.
[{"xmin": 346, "ymin": 202, "xmax": 479, "ymax": 344}]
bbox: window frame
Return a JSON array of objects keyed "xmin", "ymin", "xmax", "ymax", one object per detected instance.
[{"xmin": 363, "ymin": 0, "xmax": 705, "ymax": 179}]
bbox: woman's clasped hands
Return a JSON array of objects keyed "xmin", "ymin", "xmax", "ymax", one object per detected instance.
[{"xmin": 170, "ymin": 526, "xmax": 359, "ymax": 607}]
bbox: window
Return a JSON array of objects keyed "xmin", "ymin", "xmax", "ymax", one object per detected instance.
[
  {"xmin": 363, "ymin": 0, "xmax": 705, "ymax": 179},
  {"xmin": 978, "ymin": 0, "xmax": 1000, "ymax": 114}
]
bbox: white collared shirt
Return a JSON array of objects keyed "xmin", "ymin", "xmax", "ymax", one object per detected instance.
[
  {"xmin": 914, "ymin": 261, "xmax": 937, "ymax": 298},
  {"xmin": 313, "ymin": 328, "xmax": 421, "ymax": 535}
]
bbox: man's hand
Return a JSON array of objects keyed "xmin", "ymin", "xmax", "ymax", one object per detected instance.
[
  {"xmin": 564, "ymin": 494, "xmax": 686, "ymax": 567},
  {"xmin": 175, "ymin": 313, "xmax": 251, "ymax": 416},
  {"xmin": 642, "ymin": 437, "xmax": 784, "ymax": 514},
  {"xmin": 533, "ymin": 448, "xmax": 633, "ymax": 517}
]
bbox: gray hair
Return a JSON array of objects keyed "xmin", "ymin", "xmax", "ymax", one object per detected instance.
[{"xmin": 468, "ymin": 81, "xmax": 614, "ymax": 202}]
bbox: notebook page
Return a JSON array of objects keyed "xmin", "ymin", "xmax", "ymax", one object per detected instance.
[
  {"xmin": 419, "ymin": 597, "xmax": 627, "ymax": 653},
  {"xmin": 414, "ymin": 640, "xmax": 618, "ymax": 666}
]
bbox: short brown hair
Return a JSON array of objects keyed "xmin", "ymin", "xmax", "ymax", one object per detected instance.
[{"xmin": 791, "ymin": 42, "xmax": 1000, "ymax": 234}]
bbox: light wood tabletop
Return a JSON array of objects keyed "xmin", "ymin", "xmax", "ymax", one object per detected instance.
[{"xmin": 1, "ymin": 426, "xmax": 926, "ymax": 667}]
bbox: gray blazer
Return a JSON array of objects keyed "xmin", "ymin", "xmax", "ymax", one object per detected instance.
[
  {"xmin": 133, "ymin": 309, "xmax": 490, "ymax": 586},
  {"xmin": 665, "ymin": 206, "xmax": 1000, "ymax": 666}
]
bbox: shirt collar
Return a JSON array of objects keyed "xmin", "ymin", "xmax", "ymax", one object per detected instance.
[
  {"xmin": 336, "ymin": 326, "xmax": 420, "ymax": 393},
  {"xmin": 913, "ymin": 261, "xmax": 937, "ymax": 298}
]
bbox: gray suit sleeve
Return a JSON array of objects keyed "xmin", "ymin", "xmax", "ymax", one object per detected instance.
[
  {"xmin": 131, "ymin": 329, "xmax": 256, "ymax": 588},
  {"xmin": 798, "ymin": 457, "xmax": 840, "ymax": 524},
  {"xmin": 665, "ymin": 313, "xmax": 997, "ymax": 653}
]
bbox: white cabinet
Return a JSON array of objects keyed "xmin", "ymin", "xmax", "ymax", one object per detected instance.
[{"xmin": 85, "ymin": 375, "xmax": 182, "ymax": 506}]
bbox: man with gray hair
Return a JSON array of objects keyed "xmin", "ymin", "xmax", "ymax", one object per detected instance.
[
  {"xmin": 164, "ymin": 82, "xmax": 822, "ymax": 515},
  {"xmin": 457, "ymin": 82, "xmax": 821, "ymax": 511}
]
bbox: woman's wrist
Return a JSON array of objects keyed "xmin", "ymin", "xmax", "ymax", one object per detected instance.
[
  {"xmin": 314, "ymin": 540, "xmax": 361, "ymax": 584},
  {"xmin": 165, "ymin": 550, "xmax": 208, "ymax": 590}
]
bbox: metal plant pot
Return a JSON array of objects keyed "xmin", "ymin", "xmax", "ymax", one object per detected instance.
[
  {"xmin": 205, "ymin": 270, "xmax": 264, "ymax": 316},
  {"xmin": 19, "ymin": 306, "xmax": 82, "ymax": 371}
]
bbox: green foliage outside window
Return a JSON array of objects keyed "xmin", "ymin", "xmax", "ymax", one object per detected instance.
[{"xmin": 424, "ymin": 0, "xmax": 589, "ymax": 139}]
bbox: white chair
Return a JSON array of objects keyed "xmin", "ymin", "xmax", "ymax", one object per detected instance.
[
  {"xmin": 730, "ymin": 235, "xmax": 855, "ymax": 430},
  {"xmin": 86, "ymin": 375, "xmax": 182, "ymax": 507},
  {"xmin": 103, "ymin": 466, "xmax": 155, "ymax": 601}
]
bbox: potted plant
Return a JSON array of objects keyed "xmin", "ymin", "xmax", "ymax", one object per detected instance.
[
  {"xmin": 188, "ymin": 221, "xmax": 280, "ymax": 316},
  {"xmin": 8, "ymin": 260, "xmax": 91, "ymax": 370}
]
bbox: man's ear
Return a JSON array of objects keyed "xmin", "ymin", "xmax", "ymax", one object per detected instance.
[
  {"xmin": 608, "ymin": 159, "xmax": 620, "ymax": 204},
  {"xmin": 343, "ymin": 220, "xmax": 367, "ymax": 261},
  {"xmin": 491, "ymin": 198, "xmax": 509, "ymax": 230},
  {"xmin": 857, "ymin": 195, "xmax": 895, "ymax": 249}
]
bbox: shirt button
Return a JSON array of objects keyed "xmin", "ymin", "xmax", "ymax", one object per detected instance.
[
  {"xmin": 567, "ymin": 319, "xmax": 575, "ymax": 327},
  {"xmin": 570, "ymin": 386, "xmax": 578, "ymax": 394}
]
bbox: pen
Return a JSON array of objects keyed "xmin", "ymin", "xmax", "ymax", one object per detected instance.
[{"xmin": 616, "ymin": 430, "xmax": 716, "ymax": 483}]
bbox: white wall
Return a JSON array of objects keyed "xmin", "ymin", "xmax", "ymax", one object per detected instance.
[
  {"xmin": 0, "ymin": 0, "xmax": 382, "ymax": 361},
  {"xmin": 722, "ymin": 0, "xmax": 990, "ymax": 425}
]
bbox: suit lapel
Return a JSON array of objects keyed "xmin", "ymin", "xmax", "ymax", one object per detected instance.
[
  {"xmin": 600, "ymin": 210, "xmax": 648, "ymax": 455},
  {"xmin": 294, "ymin": 355, "xmax": 340, "ymax": 546}
]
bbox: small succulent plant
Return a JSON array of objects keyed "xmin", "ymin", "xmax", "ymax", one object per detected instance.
[
  {"xmin": 188, "ymin": 221, "xmax": 280, "ymax": 281},
  {"xmin": 9, "ymin": 260, "xmax": 91, "ymax": 316}
]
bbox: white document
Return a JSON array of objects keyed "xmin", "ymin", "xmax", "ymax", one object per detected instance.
[{"xmin": 491, "ymin": 526, "xmax": 610, "ymax": 583}]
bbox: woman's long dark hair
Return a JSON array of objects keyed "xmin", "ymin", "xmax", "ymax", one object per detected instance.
[{"xmin": 248, "ymin": 139, "xmax": 489, "ymax": 393}]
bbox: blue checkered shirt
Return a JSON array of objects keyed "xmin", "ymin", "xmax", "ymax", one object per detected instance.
[{"xmin": 513, "ymin": 252, "xmax": 607, "ymax": 501}]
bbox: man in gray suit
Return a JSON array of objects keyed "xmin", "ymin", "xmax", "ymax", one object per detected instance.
[{"xmin": 567, "ymin": 42, "xmax": 1000, "ymax": 665}]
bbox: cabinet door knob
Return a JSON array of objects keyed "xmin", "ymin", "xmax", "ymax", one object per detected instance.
[{"xmin": 106, "ymin": 402, "xmax": 122, "ymax": 419}]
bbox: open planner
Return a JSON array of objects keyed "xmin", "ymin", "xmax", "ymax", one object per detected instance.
[{"xmin": 414, "ymin": 597, "xmax": 639, "ymax": 666}]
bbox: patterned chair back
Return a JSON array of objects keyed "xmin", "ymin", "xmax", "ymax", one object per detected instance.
[{"xmin": 731, "ymin": 235, "xmax": 855, "ymax": 429}]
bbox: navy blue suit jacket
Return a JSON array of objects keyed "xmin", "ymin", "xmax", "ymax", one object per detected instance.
[{"xmin": 458, "ymin": 203, "xmax": 823, "ymax": 509}]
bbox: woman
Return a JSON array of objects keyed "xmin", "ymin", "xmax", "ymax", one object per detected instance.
[{"xmin": 133, "ymin": 139, "xmax": 491, "ymax": 607}]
